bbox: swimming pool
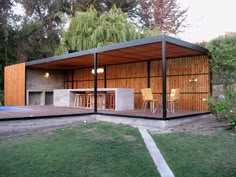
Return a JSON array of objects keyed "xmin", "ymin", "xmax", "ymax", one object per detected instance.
[{"xmin": 0, "ymin": 106, "xmax": 30, "ymax": 111}]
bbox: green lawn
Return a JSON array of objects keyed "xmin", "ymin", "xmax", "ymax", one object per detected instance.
[
  {"xmin": 152, "ymin": 130, "xmax": 236, "ymax": 177},
  {"xmin": 0, "ymin": 122, "xmax": 160, "ymax": 177}
]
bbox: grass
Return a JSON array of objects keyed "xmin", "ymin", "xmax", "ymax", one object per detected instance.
[
  {"xmin": 0, "ymin": 122, "xmax": 160, "ymax": 177},
  {"xmin": 152, "ymin": 130, "xmax": 236, "ymax": 177}
]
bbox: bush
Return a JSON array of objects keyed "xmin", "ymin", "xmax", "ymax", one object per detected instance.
[
  {"xmin": 206, "ymin": 96, "xmax": 232, "ymax": 121},
  {"xmin": 229, "ymin": 115, "xmax": 236, "ymax": 130}
]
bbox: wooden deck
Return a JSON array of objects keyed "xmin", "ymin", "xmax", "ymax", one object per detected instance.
[
  {"xmin": 0, "ymin": 106, "xmax": 206, "ymax": 120},
  {"xmin": 0, "ymin": 106, "xmax": 92, "ymax": 120}
]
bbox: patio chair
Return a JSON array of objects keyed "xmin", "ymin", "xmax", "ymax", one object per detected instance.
[
  {"xmin": 167, "ymin": 88, "xmax": 180, "ymax": 113},
  {"xmin": 141, "ymin": 88, "xmax": 159, "ymax": 113}
]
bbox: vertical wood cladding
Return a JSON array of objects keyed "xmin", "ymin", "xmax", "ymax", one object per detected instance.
[
  {"xmin": 66, "ymin": 55, "xmax": 209, "ymax": 111},
  {"xmin": 4, "ymin": 63, "xmax": 26, "ymax": 106}
]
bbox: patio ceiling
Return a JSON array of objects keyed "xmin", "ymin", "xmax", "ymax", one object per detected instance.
[{"xmin": 26, "ymin": 35, "xmax": 208, "ymax": 70}]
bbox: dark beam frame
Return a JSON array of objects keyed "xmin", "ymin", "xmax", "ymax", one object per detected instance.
[
  {"xmin": 94, "ymin": 53, "xmax": 98, "ymax": 113},
  {"xmin": 24, "ymin": 34, "xmax": 210, "ymax": 120},
  {"xmin": 26, "ymin": 35, "xmax": 208, "ymax": 67},
  {"xmin": 162, "ymin": 40, "xmax": 167, "ymax": 118}
]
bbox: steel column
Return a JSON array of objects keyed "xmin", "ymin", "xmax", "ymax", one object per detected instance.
[
  {"xmin": 147, "ymin": 61, "xmax": 150, "ymax": 87},
  {"xmin": 104, "ymin": 65, "xmax": 107, "ymax": 88},
  {"xmin": 162, "ymin": 40, "xmax": 167, "ymax": 118},
  {"xmin": 94, "ymin": 53, "xmax": 98, "ymax": 113}
]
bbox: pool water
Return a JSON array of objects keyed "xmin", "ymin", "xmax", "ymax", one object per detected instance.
[{"xmin": 0, "ymin": 106, "xmax": 30, "ymax": 111}]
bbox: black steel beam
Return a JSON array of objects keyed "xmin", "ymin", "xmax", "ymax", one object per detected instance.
[
  {"xmin": 147, "ymin": 61, "xmax": 150, "ymax": 87},
  {"xmin": 164, "ymin": 35, "xmax": 209, "ymax": 54},
  {"xmin": 0, "ymin": 111, "xmax": 211, "ymax": 122},
  {"xmin": 162, "ymin": 40, "xmax": 167, "ymax": 118},
  {"xmin": 71, "ymin": 70, "xmax": 74, "ymax": 89},
  {"xmin": 94, "ymin": 53, "xmax": 98, "ymax": 113},
  {"xmin": 104, "ymin": 65, "xmax": 107, "ymax": 88}
]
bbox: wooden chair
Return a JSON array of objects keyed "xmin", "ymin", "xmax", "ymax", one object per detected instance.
[
  {"xmin": 167, "ymin": 88, "xmax": 180, "ymax": 113},
  {"xmin": 141, "ymin": 88, "xmax": 159, "ymax": 113}
]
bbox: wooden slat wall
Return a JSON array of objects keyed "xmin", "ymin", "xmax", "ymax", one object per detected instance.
[
  {"xmin": 4, "ymin": 63, "xmax": 26, "ymax": 106},
  {"xmin": 106, "ymin": 62, "xmax": 147, "ymax": 108},
  {"xmin": 67, "ymin": 68, "xmax": 105, "ymax": 89},
  {"xmin": 150, "ymin": 55, "xmax": 209, "ymax": 111},
  {"xmin": 66, "ymin": 71, "xmax": 73, "ymax": 89},
  {"xmin": 66, "ymin": 55, "xmax": 209, "ymax": 111}
]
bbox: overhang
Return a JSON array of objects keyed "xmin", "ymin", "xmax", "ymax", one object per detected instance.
[{"xmin": 26, "ymin": 35, "xmax": 209, "ymax": 70}]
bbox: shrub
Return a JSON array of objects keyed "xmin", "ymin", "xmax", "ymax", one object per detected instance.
[
  {"xmin": 206, "ymin": 96, "xmax": 232, "ymax": 121},
  {"xmin": 229, "ymin": 115, "xmax": 236, "ymax": 130}
]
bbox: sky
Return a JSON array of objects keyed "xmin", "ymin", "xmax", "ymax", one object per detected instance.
[
  {"xmin": 178, "ymin": 0, "xmax": 236, "ymax": 43},
  {"xmin": 13, "ymin": 0, "xmax": 236, "ymax": 43}
]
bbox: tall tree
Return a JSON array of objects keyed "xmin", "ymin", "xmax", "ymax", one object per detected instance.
[
  {"xmin": 69, "ymin": 0, "xmax": 138, "ymax": 18},
  {"xmin": 101, "ymin": 0, "xmax": 138, "ymax": 17},
  {"xmin": 0, "ymin": 0, "xmax": 19, "ymax": 90},
  {"xmin": 16, "ymin": 0, "xmax": 139, "ymax": 60},
  {"xmin": 138, "ymin": 0, "xmax": 188, "ymax": 35},
  {"xmin": 0, "ymin": 0, "xmax": 17, "ymax": 64},
  {"xmin": 56, "ymin": 6, "xmax": 160, "ymax": 54},
  {"xmin": 207, "ymin": 35, "xmax": 236, "ymax": 92},
  {"xmin": 17, "ymin": 0, "xmax": 67, "ymax": 61}
]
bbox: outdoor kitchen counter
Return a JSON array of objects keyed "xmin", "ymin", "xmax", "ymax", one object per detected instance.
[{"xmin": 53, "ymin": 88, "xmax": 134, "ymax": 111}]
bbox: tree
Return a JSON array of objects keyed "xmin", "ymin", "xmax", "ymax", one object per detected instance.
[
  {"xmin": 207, "ymin": 35, "xmax": 236, "ymax": 90},
  {"xmin": 69, "ymin": 0, "xmax": 138, "ymax": 18},
  {"xmin": 0, "ymin": 0, "xmax": 19, "ymax": 90},
  {"xmin": 17, "ymin": 0, "xmax": 66, "ymax": 61},
  {"xmin": 137, "ymin": 0, "xmax": 188, "ymax": 35},
  {"xmin": 56, "ymin": 6, "xmax": 160, "ymax": 54},
  {"xmin": 207, "ymin": 35, "xmax": 236, "ymax": 112},
  {"xmin": 206, "ymin": 35, "xmax": 236, "ymax": 121},
  {"xmin": 16, "ymin": 0, "xmax": 140, "ymax": 60},
  {"xmin": 101, "ymin": 0, "xmax": 138, "ymax": 18}
]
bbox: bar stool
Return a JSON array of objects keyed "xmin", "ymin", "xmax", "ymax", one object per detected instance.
[
  {"xmin": 106, "ymin": 92, "xmax": 115, "ymax": 110},
  {"xmin": 97, "ymin": 93, "xmax": 106, "ymax": 110},
  {"xmin": 86, "ymin": 93, "xmax": 94, "ymax": 109},
  {"xmin": 74, "ymin": 93, "xmax": 86, "ymax": 108}
]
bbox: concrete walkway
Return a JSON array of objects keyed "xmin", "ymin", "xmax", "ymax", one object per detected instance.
[{"xmin": 139, "ymin": 128, "xmax": 175, "ymax": 177}]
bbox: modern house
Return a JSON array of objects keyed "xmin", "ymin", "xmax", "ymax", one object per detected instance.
[{"xmin": 4, "ymin": 35, "xmax": 210, "ymax": 119}]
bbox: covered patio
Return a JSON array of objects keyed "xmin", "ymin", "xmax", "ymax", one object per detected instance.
[{"xmin": 4, "ymin": 35, "xmax": 210, "ymax": 119}]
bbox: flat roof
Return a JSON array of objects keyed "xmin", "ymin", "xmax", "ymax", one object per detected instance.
[{"xmin": 26, "ymin": 34, "xmax": 209, "ymax": 70}]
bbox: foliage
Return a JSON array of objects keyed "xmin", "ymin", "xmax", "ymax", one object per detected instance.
[
  {"xmin": 0, "ymin": 0, "xmax": 19, "ymax": 89},
  {"xmin": 0, "ymin": 122, "xmax": 160, "ymax": 177},
  {"xmin": 152, "ymin": 130, "xmax": 236, "ymax": 177},
  {"xmin": 0, "ymin": 25, "xmax": 18, "ymax": 90},
  {"xmin": 101, "ymin": 0, "xmax": 138, "ymax": 18},
  {"xmin": 229, "ymin": 115, "xmax": 236, "ymax": 130},
  {"xmin": 17, "ymin": 0, "xmax": 65, "ymax": 61},
  {"xmin": 137, "ymin": 0, "xmax": 188, "ymax": 35},
  {"xmin": 207, "ymin": 35, "xmax": 236, "ymax": 91},
  {"xmin": 15, "ymin": 20, "xmax": 60, "ymax": 61},
  {"xmin": 207, "ymin": 35, "xmax": 236, "ymax": 122},
  {"xmin": 206, "ymin": 96, "xmax": 232, "ymax": 121},
  {"xmin": 56, "ymin": 6, "xmax": 160, "ymax": 54},
  {"xmin": 69, "ymin": 0, "xmax": 138, "ymax": 18}
]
